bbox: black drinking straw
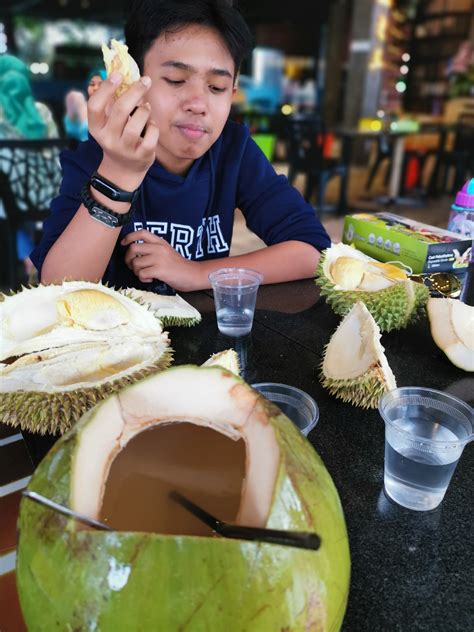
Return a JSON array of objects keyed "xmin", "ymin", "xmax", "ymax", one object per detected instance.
[{"xmin": 170, "ymin": 491, "xmax": 321, "ymax": 551}]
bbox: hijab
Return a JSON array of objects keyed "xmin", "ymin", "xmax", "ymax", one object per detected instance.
[{"xmin": 0, "ymin": 54, "xmax": 47, "ymax": 139}]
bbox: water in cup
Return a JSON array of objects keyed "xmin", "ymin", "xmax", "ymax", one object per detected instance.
[
  {"xmin": 379, "ymin": 387, "xmax": 472, "ymax": 512},
  {"xmin": 384, "ymin": 418, "xmax": 463, "ymax": 511},
  {"xmin": 209, "ymin": 268, "xmax": 263, "ymax": 338},
  {"xmin": 216, "ymin": 306, "xmax": 254, "ymax": 336}
]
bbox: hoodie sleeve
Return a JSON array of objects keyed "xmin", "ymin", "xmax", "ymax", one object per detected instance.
[
  {"xmin": 236, "ymin": 135, "xmax": 331, "ymax": 253},
  {"xmin": 30, "ymin": 139, "xmax": 102, "ymax": 276}
]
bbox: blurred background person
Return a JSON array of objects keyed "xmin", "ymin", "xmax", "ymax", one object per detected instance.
[
  {"xmin": 0, "ymin": 54, "xmax": 57, "ymax": 139},
  {"xmin": 86, "ymin": 68, "xmax": 107, "ymax": 98},
  {"xmin": 63, "ymin": 89, "xmax": 88, "ymax": 143},
  {"xmin": 0, "ymin": 54, "xmax": 59, "ymax": 281}
]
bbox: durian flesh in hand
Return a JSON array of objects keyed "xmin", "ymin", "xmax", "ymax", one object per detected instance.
[
  {"xmin": 316, "ymin": 243, "xmax": 429, "ymax": 331},
  {"xmin": 0, "ymin": 282, "xmax": 172, "ymax": 435},
  {"xmin": 101, "ymin": 39, "xmax": 140, "ymax": 97},
  {"xmin": 321, "ymin": 301, "xmax": 397, "ymax": 408},
  {"xmin": 427, "ymin": 297, "xmax": 474, "ymax": 372}
]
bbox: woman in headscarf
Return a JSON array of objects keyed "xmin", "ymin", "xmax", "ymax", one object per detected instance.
[
  {"xmin": 0, "ymin": 54, "xmax": 59, "ymax": 282},
  {"xmin": 86, "ymin": 68, "xmax": 107, "ymax": 98}
]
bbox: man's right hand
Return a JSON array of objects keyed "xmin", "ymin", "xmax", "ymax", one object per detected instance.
[{"xmin": 87, "ymin": 72, "xmax": 160, "ymax": 190}]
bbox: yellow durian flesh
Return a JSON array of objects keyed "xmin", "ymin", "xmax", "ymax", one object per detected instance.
[
  {"xmin": 330, "ymin": 257, "xmax": 365, "ymax": 290},
  {"xmin": 371, "ymin": 262, "xmax": 409, "ymax": 282},
  {"xmin": 101, "ymin": 39, "xmax": 141, "ymax": 97},
  {"xmin": 327, "ymin": 245, "xmax": 408, "ymax": 292},
  {"xmin": 57, "ymin": 290, "xmax": 130, "ymax": 330},
  {"xmin": 428, "ymin": 298, "xmax": 474, "ymax": 372},
  {"xmin": 0, "ymin": 282, "xmax": 164, "ymax": 362}
]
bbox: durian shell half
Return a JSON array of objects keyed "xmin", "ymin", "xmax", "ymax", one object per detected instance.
[
  {"xmin": 320, "ymin": 301, "xmax": 397, "ymax": 408},
  {"xmin": 316, "ymin": 243, "xmax": 429, "ymax": 332},
  {"xmin": 0, "ymin": 282, "xmax": 173, "ymax": 434}
]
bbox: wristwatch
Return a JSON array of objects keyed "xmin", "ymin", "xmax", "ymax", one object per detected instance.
[
  {"xmin": 81, "ymin": 182, "xmax": 133, "ymax": 228},
  {"xmin": 90, "ymin": 171, "xmax": 140, "ymax": 204}
]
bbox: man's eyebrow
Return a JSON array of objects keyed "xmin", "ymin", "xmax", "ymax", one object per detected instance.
[
  {"xmin": 161, "ymin": 61, "xmax": 232, "ymax": 79},
  {"xmin": 209, "ymin": 68, "xmax": 233, "ymax": 79}
]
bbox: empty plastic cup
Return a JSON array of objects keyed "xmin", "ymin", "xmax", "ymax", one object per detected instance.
[
  {"xmin": 252, "ymin": 383, "xmax": 319, "ymax": 436},
  {"xmin": 209, "ymin": 268, "xmax": 263, "ymax": 337},
  {"xmin": 379, "ymin": 387, "xmax": 473, "ymax": 511}
]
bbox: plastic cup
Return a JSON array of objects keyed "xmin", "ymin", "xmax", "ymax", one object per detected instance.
[
  {"xmin": 209, "ymin": 268, "xmax": 263, "ymax": 337},
  {"xmin": 252, "ymin": 383, "xmax": 319, "ymax": 436},
  {"xmin": 379, "ymin": 387, "xmax": 473, "ymax": 511}
]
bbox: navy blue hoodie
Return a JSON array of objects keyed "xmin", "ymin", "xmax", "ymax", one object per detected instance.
[{"xmin": 32, "ymin": 120, "xmax": 330, "ymax": 289}]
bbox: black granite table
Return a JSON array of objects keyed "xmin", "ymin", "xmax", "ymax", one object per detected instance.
[
  {"xmin": 20, "ymin": 279, "xmax": 473, "ymax": 631},
  {"xmin": 174, "ymin": 280, "xmax": 473, "ymax": 632}
]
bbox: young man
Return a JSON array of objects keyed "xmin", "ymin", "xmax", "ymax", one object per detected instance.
[{"xmin": 33, "ymin": 0, "xmax": 330, "ymax": 292}]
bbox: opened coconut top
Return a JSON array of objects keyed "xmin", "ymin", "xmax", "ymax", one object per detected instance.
[{"xmin": 72, "ymin": 367, "xmax": 280, "ymax": 531}]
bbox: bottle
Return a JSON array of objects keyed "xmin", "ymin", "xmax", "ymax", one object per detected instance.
[{"xmin": 448, "ymin": 179, "xmax": 474, "ymax": 306}]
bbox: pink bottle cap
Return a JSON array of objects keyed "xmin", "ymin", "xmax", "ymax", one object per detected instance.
[{"xmin": 454, "ymin": 179, "xmax": 474, "ymax": 209}]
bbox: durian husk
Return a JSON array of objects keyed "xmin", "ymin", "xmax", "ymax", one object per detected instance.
[
  {"xmin": 202, "ymin": 349, "xmax": 240, "ymax": 375},
  {"xmin": 123, "ymin": 288, "xmax": 202, "ymax": 327},
  {"xmin": 0, "ymin": 282, "xmax": 173, "ymax": 435},
  {"xmin": 315, "ymin": 244, "xmax": 429, "ymax": 332},
  {"xmin": 320, "ymin": 301, "xmax": 396, "ymax": 408}
]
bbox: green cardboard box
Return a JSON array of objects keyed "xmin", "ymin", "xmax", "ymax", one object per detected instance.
[{"xmin": 342, "ymin": 212, "xmax": 472, "ymax": 274}]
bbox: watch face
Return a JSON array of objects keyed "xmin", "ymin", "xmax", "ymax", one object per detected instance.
[
  {"xmin": 91, "ymin": 174, "xmax": 135, "ymax": 202},
  {"xmin": 92, "ymin": 177, "xmax": 120, "ymax": 201}
]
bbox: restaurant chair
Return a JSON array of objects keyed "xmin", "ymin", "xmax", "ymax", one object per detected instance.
[
  {"xmin": 365, "ymin": 133, "xmax": 393, "ymax": 191},
  {"xmin": 285, "ymin": 113, "xmax": 348, "ymax": 213},
  {"xmin": 437, "ymin": 115, "xmax": 474, "ymax": 194},
  {"xmin": 0, "ymin": 138, "xmax": 70, "ymax": 290}
]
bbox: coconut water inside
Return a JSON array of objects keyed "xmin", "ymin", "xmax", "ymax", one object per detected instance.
[{"xmin": 100, "ymin": 422, "xmax": 246, "ymax": 534}]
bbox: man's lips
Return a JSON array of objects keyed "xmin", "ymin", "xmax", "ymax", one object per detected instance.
[{"xmin": 175, "ymin": 123, "xmax": 209, "ymax": 140}]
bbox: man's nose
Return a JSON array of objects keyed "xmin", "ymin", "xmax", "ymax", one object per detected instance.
[{"xmin": 183, "ymin": 83, "xmax": 208, "ymax": 115}]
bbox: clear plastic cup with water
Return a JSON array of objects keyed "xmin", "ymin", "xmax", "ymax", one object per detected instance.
[
  {"xmin": 379, "ymin": 387, "xmax": 473, "ymax": 511},
  {"xmin": 252, "ymin": 383, "xmax": 319, "ymax": 436},
  {"xmin": 209, "ymin": 268, "xmax": 263, "ymax": 337}
]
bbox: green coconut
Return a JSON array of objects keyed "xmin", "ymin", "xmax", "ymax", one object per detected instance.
[
  {"xmin": 124, "ymin": 288, "xmax": 201, "ymax": 327},
  {"xmin": 321, "ymin": 301, "xmax": 396, "ymax": 408},
  {"xmin": 316, "ymin": 243, "xmax": 429, "ymax": 332},
  {"xmin": 427, "ymin": 297, "xmax": 474, "ymax": 372},
  {"xmin": 0, "ymin": 282, "xmax": 172, "ymax": 434},
  {"xmin": 17, "ymin": 365, "xmax": 350, "ymax": 631}
]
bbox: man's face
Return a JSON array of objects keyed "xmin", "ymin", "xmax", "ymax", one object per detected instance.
[{"xmin": 143, "ymin": 25, "xmax": 235, "ymax": 175}]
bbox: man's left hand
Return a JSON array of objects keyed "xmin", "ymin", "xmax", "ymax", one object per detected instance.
[{"xmin": 121, "ymin": 229, "xmax": 201, "ymax": 291}]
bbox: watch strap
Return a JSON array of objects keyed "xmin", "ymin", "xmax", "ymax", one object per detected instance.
[
  {"xmin": 90, "ymin": 171, "xmax": 140, "ymax": 204},
  {"xmin": 81, "ymin": 182, "xmax": 133, "ymax": 228}
]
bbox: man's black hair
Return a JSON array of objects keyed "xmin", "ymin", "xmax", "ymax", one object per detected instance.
[{"xmin": 125, "ymin": 0, "xmax": 253, "ymax": 77}]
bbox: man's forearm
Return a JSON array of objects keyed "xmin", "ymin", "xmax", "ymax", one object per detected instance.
[
  {"xmin": 41, "ymin": 203, "xmax": 126, "ymax": 284},
  {"xmin": 41, "ymin": 159, "xmax": 141, "ymax": 285},
  {"xmin": 196, "ymin": 241, "xmax": 321, "ymax": 289}
]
